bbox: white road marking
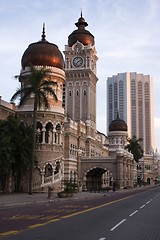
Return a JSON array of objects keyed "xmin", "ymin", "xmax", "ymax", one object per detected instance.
[
  {"xmin": 146, "ymin": 201, "xmax": 150, "ymax": 204},
  {"xmin": 129, "ymin": 210, "xmax": 138, "ymax": 217},
  {"xmin": 140, "ymin": 205, "xmax": 145, "ymax": 209},
  {"xmin": 110, "ymin": 219, "xmax": 126, "ymax": 231},
  {"xmin": 99, "ymin": 238, "xmax": 106, "ymax": 240}
]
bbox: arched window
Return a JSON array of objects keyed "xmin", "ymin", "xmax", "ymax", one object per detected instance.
[
  {"xmin": 36, "ymin": 122, "xmax": 42, "ymax": 143},
  {"xmin": 45, "ymin": 122, "xmax": 53, "ymax": 144},
  {"xmin": 54, "ymin": 161, "xmax": 60, "ymax": 174},
  {"xmin": 76, "ymin": 90, "xmax": 79, "ymax": 96},
  {"xmin": 56, "ymin": 123, "xmax": 61, "ymax": 131},
  {"xmin": 65, "ymin": 57, "xmax": 69, "ymax": 69},
  {"xmin": 54, "ymin": 123, "xmax": 62, "ymax": 144},
  {"xmin": 45, "ymin": 164, "xmax": 52, "ymax": 177},
  {"xmin": 69, "ymin": 90, "xmax": 72, "ymax": 96}
]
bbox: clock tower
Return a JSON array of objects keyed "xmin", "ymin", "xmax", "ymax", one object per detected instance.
[{"xmin": 63, "ymin": 13, "xmax": 98, "ymax": 131}]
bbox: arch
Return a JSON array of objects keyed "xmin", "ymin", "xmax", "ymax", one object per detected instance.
[
  {"xmin": 54, "ymin": 161, "xmax": 60, "ymax": 174},
  {"xmin": 147, "ymin": 178, "xmax": 151, "ymax": 185},
  {"xmin": 36, "ymin": 121, "xmax": 43, "ymax": 143},
  {"xmin": 68, "ymin": 82, "xmax": 73, "ymax": 87},
  {"xmin": 83, "ymin": 81, "xmax": 88, "ymax": 86},
  {"xmin": 54, "ymin": 123, "xmax": 62, "ymax": 144},
  {"xmin": 72, "ymin": 41, "xmax": 84, "ymax": 51},
  {"xmin": 56, "ymin": 123, "xmax": 61, "ymax": 131},
  {"xmin": 45, "ymin": 122, "xmax": 53, "ymax": 144},
  {"xmin": 44, "ymin": 163, "xmax": 53, "ymax": 177},
  {"xmin": 69, "ymin": 90, "xmax": 72, "ymax": 96},
  {"xmin": 85, "ymin": 167, "xmax": 108, "ymax": 191},
  {"xmin": 76, "ymin": 90, "xmax": 79, "ymax": 96},
  {"xmin": 65, "ymin": 57, "xmax": 69, "ymax": 69},
  {"xmin": 83, "ymin": 89, "xmax": 86, "ymax": 96}
]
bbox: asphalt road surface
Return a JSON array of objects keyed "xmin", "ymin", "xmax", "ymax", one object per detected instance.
[{"xmin": 1, "ymin": 186, "xmax": 160, "ymax": 240}]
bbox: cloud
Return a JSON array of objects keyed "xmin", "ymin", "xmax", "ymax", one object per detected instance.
[{"xmin": 154, "ymin": 117, "xmax": 160, "ymax": 128}]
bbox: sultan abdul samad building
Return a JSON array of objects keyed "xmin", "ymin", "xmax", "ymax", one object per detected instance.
[{"xmin": 0, "ymin": 14, "xmax": 147, "ymax": 192}]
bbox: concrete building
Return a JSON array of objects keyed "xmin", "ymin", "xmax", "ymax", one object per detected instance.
[{"xmin": 107, "ymin": 72, "xmax": 154, "ymax": 154}]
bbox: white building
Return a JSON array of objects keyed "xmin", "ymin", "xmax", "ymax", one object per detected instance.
[{"xmin": 107, "ymin": 72, "xmax": 154, "ymax": 154}]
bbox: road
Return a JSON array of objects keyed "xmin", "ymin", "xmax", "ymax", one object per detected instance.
[{"xmin": 0, "ymin": 186, "xmax": 160, "ymax": 240}]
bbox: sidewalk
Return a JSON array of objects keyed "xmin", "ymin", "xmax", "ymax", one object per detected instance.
[
  {"xmin": 0, "ymin": 191, "xmax": 111, "ymax": 208},
  {"xmin": 0, "ymin": 185, "xmax": 155, "ymax": 208}
]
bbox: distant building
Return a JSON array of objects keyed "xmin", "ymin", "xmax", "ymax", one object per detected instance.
[
  {"xmin": 0, "ymin": 96, "xmax": 15, "ymax": 119},
  {"xmin": 137, "ymin": 150, "xmax": 160, "ymax": 185},
  {"xmin": 107, "ymin": 72, "xmax": 154, "ymax": 154}
]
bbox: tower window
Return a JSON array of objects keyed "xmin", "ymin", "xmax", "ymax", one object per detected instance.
[
  {"xmin": 83, "ymin": 90, "xmax": 86, "ymax": 96},
  {"xmin": 69, "ymin": 90, "xmax": 72, "ymax": 96},
  {"xmin": 76, "ymin": 90, "xmax": 79, "ymax": 96}
]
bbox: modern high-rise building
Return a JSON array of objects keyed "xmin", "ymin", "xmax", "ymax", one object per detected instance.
[{"xmin": 107, "ymin": 72, "xmax": 154, "ymax": 154}]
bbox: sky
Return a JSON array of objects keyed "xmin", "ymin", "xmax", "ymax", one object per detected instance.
[{"xmin": 0, "ymin": 0, "xmax": 160, "ymax": 153}]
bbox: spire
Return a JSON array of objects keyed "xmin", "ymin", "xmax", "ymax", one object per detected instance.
[
  {"xmin": 41, "ymin": 23, "xmax": 46, "ymax": 41},
  {"xmin": 81, "ymin": 9, "xmax": 82, "ymax": 18},
  {"xmin": 75, "ymin": 12, "xmax": 88, "ymax": 28},
  {"xmin": 117, "ymin": 110, "xmax": 120, "ymax": 119}
]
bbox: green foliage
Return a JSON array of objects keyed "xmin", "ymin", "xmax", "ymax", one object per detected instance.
[
  {"xmin": 0, "ymin": 115, "xmax": 32, "ymax": 192},
  {"xmin": 64, "ymin": 181, "xmax": 77, "ymax": 194},
  {"xmin": 125, "ymin": 135, "xmax": 143, "ymax": 162},
  {"xmin": 11, "ymin": 65, "xmax": 58, "ymax": 109},
  {"xmin": 57, "ymin": 181, "xmax": 77, "ymax": 198}
]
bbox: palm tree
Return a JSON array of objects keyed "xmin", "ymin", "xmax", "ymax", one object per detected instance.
[
  {"xmin": 11, "ymin": 65, "xmax": 58, "ymax": 194},
  {"xmin": 125, "ymin": 135, "xmax": 143, "ymax": 162}
]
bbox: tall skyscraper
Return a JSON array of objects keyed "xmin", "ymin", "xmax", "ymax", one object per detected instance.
[{"xmin": 107, "ymin": 72, "xmax": 154, "ymax": 154}]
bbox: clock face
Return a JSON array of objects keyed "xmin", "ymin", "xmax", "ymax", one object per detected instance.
[{"xmin": 72, "ymin": 57, "xmax": 83, "ymax": 67}]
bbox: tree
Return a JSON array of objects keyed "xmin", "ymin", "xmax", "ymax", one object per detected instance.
[
  {"xmin": 0, "ymin": 115, "xmax": 32, "ymax": 192},
  {"xmin": 0, "ymin": 118, "xmax": 14, "ymax": 192},
  {"xmin": 125, "ymin": 135, "xmax": 143, "ymax": 162},
  {"xmin": 10, "ymin": 65, "xmax": 58, "ymax": 194},
  {"xmin": 12, "ymin": 120, "xmax": 33, "ymax": 192}
]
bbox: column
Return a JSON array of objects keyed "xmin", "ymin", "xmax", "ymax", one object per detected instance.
[
  {"xmin": 116, "ymin": 155, "xmax": 124, "ymax": 188},
  {"xmin": 52, "ymin": 166, "xmax": 55, "ymax": 183},
  {"xmin": 52, "ymin": 127, "xmax": 56, "ymax": 144},
  {"xmin": 42, "ymin": 127, "xmax": 46, "ymax": 144},
  {"xmin": 41, "ymin": 172, "xmax": 45, "ymax": 185}
]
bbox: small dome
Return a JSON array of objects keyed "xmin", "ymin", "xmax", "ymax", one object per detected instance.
[
  {"xmin": 154, "ymin": 149, "xmax": 160, "ymax": 159},
  {"xmin": 21, "ymin": 25, "xmax": 64, "ymax": 70},
  {"xmin": 109, "ymin": 114, "xmax": 128, "ymax": 132},
  {"xmin": 68, "ymin": 14, "xmax": 94, "ymax": 47}
]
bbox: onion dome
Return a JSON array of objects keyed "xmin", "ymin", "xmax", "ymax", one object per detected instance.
[
  {"xmin": 109, "ymin": 113, "xmax": 128, "ymax": 132},
  {"xmin": 21, "ymin": 24, "xmax": 64, "ymax": 70},
  {"xmin": 68, "ymin": 12, "xmax": 95, "ymax": 47}
]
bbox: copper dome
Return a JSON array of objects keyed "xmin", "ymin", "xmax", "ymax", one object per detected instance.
[
  {"xmin": 68, "ymin": 14, "xmax": 94, "ymax": 47},
  {"xmin": 21, "ymin": 26, "xmax": 64, "ymax": 70},
  {"xmin": 109, "ymin": 114, "xmax": 128, "ymax": 132}
]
